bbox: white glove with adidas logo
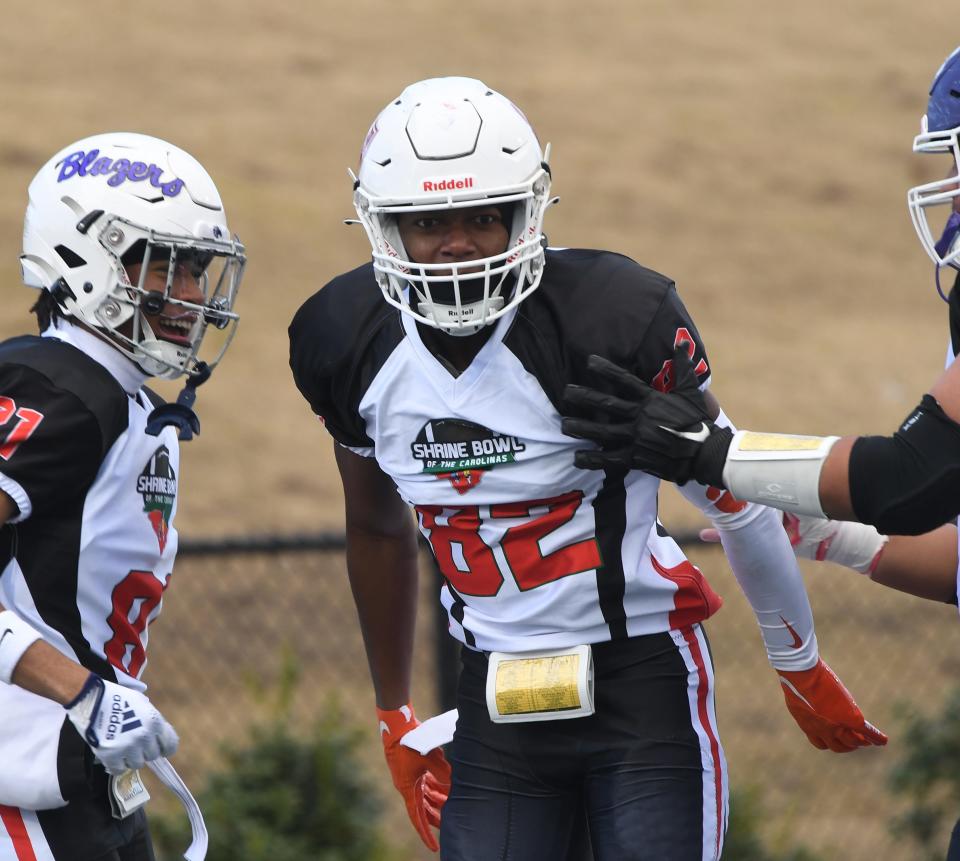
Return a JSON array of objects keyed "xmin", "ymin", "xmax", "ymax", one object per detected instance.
[{"xmin": 65, "ymin": 673, "xmax": 179, "ymax": 775}]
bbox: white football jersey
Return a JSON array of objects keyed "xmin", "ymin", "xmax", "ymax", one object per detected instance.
[
  {"xmin": 0, "ymin": 325, "xmax": 179, "ymax": 809},
  {"xmin": 291, "ymin": 249, "xmax": 724, "ymax": 653}
]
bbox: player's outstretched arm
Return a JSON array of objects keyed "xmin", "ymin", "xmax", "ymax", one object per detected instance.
[
  {"xmin": 726, "ymin": 512, "xmax": 959, "ymax": 603},
  {"xmin": 565, "ymin": 361, "xmax": 886, "ymax": 750},
  {"xmin": 335, "ymin": 443, "xmax": 450, "ymax": 851},
  {"xmin": 674, "ymin": 426, "xmax": 886, "ymax": 752},
  {"xmin": 563, "ymin": 344, "xmax": 960, "ymax": 537},
  {"xmin": 868, "ymin": 525, "xmax": 958, "ymax": 601}
]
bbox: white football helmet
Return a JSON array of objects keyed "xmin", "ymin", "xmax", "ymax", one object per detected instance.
[
  {"xmin": 908, "ymin": 46, "xmax": 960, "ymax": 282},
  {"xmin": 20, "ymin": 132, "xmax": 245, "ymax": 378},
  {"xmin": 351, "ymin": 77, "xmax": 554, "ymax": 335}
]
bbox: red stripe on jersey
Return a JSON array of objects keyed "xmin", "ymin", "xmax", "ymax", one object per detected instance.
[
  {"xmin": 0, "ymin": 806, "xmax": 38, "ymax": 861},
  {"xmin": 679, "ymin": 627, "xmax": 725, "ymax": 860},
  {"xmin": 651, "ymin": 555, "xmax": 723, "ymax": 629}
]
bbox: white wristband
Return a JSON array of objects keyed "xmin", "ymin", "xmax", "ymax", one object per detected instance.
[
  {"xmin": 786, "ymin": 514, "xmax": 889, "ymax": 575},
  {"xmin": 722, "ymin": 430, "xmax": 839, "ymax": 518},
  {"xmin": 0, "ymin": 610, "xmax": 42, "ymax": 685}
]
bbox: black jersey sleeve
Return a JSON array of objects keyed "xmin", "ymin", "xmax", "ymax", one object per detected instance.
[
  {"xmin": 288, "ymin": 264, "xmax": 404, "ymax": 449},
  {"xmin": 506, "ymin": 249, "xmax": 713, "ymax": 412},
  {"xmin": 0, "ymin": 363, "xmax": 105, "ymax": 519},
  {"xmin": 630, "ymin": 283, "xmax": 711, "ymax": 393}
]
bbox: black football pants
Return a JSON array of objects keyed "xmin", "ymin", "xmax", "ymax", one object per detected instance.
[{"xmin": 439, "ymin": 625, "xmax": 727, "ymax": 861}]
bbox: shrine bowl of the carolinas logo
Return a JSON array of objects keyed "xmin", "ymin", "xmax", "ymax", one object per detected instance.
[
  {"xmin": 137, "ymin": 445, "xmax": 176, "ymax": 552},
  {"xmin": 410, "ymin": 418, "xmax": 525, "ymax": 494}
]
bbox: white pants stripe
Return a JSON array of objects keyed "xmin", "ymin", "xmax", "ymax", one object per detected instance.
[
  {"xmin": 670, "ymin": 624, "xmax": 728, "ymax": 861},
  {"xmin": 0, "ymin": 806, "xmax": 55, "ymax": 861}
]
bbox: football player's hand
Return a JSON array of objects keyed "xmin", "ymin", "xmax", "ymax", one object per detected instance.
[
  {"xmin": 65, "ymin": 674, "xmax": 179, "ymax": 774},
  {"xmin": 378, "ymin": 703, "xmax": 451, "ymax": 852},
  {"xmin": 561, "ymin": 345, "xmax": 732, "ymax": 486},
  {"xmin": 777, "ymin": 659, "xmax": 887, "ymax": 752},
  {"xmin": 700, "ymin": 514, "xmax": 887, "ymax": 575}
]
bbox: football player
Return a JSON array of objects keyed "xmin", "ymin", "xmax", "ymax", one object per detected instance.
[
  {"xmin": 0, "ymin": 133, "xmax": 244, "ymax": 860},
  {"xmin": 289, "ymin": 77, "xmax": 883, "ymax": 861},
  {"xmin": 560, "ymin": 47, "xmax": 960, "ymax": 612}
]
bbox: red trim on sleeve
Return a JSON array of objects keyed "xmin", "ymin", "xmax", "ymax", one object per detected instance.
[{"xmin": 651, "ymin": 554, "xmax": 723, "ymax": 628}]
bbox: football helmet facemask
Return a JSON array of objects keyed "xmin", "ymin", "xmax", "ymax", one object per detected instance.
[
  {"xmin": 20, "ymin": 132, "xmax": 245, "ymax": 379},
  {"xmin": 908, "ymin": 46, "xmax": 960, "ymax": 284},
  {"xmin": 351, "ymin": 77, "xmax": 554, "ymax": 336}
]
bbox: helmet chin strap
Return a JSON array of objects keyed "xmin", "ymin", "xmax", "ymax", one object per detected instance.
[
  {"xmin": 132, "ymin": 314, "xmax": 213, "ymax": 440},
  {"xmin": 411, "ymin": 267, "xmax": 519, "ymax": 336},
  {"xmin": 419, "ymin": 295, "xmax": 506, "ymax": 336},
  {"xmin": 934, "ymin": 211, "xmax": 960, "ymax": 302},
  {"xmin": 133, "ymin": 317, "xmax": 192, "ymax": 379},
  {"xmin": 145, "ymin": 362, "xmax": 212, "ymax": 440}
]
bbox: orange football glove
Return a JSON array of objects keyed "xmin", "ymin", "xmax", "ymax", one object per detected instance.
[
  {"xmin": 777, "ymin": 659, "xmax": 888, "ymax": 753},
  {"xmin": 377, "ymin": 703, "xmax": 452, "ymax": 852}
]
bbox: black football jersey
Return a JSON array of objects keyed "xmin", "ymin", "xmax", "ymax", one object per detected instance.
[{"xmin": 290, "ymin": 249, "xmax": 722, "ymax": 652}]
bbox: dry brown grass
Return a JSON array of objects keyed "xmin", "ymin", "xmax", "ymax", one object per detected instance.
[{"xmin": 2, "ymin": 2, "xmax": 959, "ymax": 858}]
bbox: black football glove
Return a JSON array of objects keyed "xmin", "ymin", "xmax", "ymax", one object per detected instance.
[{"xmin": 561, "ymin": 344, "xmax": 733, "ymax": 486}]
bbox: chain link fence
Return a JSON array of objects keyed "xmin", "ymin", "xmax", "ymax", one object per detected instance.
[{"xmin": 140, "ymin": 533, "xmax": 960, "ymax": 861}]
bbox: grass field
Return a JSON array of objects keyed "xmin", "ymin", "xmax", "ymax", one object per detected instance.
[{"xmin": 2, "ymin": 2, "xmax": 959, "ymax": 858}]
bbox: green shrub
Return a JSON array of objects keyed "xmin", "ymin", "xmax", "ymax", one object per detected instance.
[
  {"xmin": 724, "ymin": 787, "xmax": 826, "ymax": 861},
  {"xmin": 152, "ymin": 647, "xmax": 395, "ymax": 861},
  {"xmin": 151, "ymin": 710, "xmax": 394, "ymax": 861},
  {"xmin": 887, "ymin": 686, "xmax": 960, "ymax": 860}
]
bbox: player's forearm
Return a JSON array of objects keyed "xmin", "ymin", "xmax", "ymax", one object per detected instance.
[
  {"xmin": 345, "ymin": 525, "xmax": 421, "ymax": 710},
  {"xmin": 0, "ymin": 605, "xmax": 88, "ymax": 704},
  {"xmin": 815, "ymin": 436, "xmax": 857, "ymax": 520},
  {"xmin": 674, "ymin": 454, "xmax": 819, "ymax": 670},
  {"xmin": 567, "ymin": 349, "xmax": 960, "ymax": 537},
  {"xmin": 720, "ymin": 395, "xmax": 960, "ymax": 535},
  {"xmin": 869, "ymin": 525, "xmax": 959, "ymax": 603},
  {"xmin": 712, "ymin": 504, "xmax": 819, "ymax": 670},
  {"xmin": 12, "ymin": 640, "xmax": 89, "ymax": 704}
]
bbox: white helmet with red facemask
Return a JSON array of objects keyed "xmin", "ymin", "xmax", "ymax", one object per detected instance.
[
  {"xmin": 351, "ymin": 77, "xmax": 554, "ymax": 336},
  {"xmin": 20, "ymin": 132, "xmax": 245, "ymax": 379}
]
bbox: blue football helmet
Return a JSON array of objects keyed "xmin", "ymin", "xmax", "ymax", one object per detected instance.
[{"xmin": 908, "ymin": 46, "xmax": 960, "ymax": 282}]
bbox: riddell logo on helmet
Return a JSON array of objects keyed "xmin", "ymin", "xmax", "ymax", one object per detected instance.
[{"xmin": 422, "ymin": 177, "xmax": 475, "ymax": 192}]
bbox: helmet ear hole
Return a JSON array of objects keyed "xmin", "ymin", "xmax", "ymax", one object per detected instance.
[{"xmin": 54, "ymin": 245, "xmax": 86, "ymax": 269}]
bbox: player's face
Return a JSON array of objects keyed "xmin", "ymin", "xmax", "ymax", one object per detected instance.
[
  {"xmin": 397, "ymin": 205, "xmax": 510, "ymax": 273},
  {"xmin": 124, "ymin": 257, "xmax": 205, "ymax": 346},
  {"xmin": 948, "ymin": 162, "xmax": 960, "ymax": 214}
]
